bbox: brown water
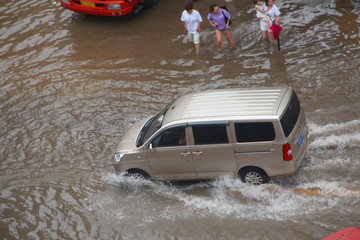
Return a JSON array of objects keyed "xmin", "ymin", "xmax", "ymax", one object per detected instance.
[{"xmin": 1, "ymin": 0, "xmax": 360, "ymax": 239}]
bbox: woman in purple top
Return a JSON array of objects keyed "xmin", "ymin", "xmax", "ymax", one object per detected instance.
[{"xmin": 207, "ymin": 4, "xmax": 234, "ymax": 52}]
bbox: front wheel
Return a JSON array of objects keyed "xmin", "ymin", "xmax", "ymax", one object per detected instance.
[
  {"xmin": 126, "ymin": 169, "xmax": 150, "ymax": 180},
  {"xmin": 239, "ymin": 167, "xmax": 269, "ymax": 185}
]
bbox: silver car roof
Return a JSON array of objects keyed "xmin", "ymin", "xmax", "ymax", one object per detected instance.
[{"xmin": 163, "ymin": 87, "xmax": 292, "ymax": 125}]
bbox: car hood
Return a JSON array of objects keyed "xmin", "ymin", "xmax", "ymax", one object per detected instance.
[{"xmin": 116, "ymin": 117, "xmax": 151, "ymax": 152}]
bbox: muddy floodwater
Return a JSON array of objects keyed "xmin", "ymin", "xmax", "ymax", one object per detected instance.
[{"xmin": 1, "ymin": 0, "xmax": 360, "ymax": 239}]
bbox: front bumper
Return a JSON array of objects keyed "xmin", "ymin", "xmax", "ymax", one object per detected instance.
[{"xmin": 60, "ymin": 0, "xmax": 139, "ymax": 16}]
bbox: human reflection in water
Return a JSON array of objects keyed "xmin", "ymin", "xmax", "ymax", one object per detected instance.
[{"xmin": 269, "ymin": 51, "xmax": 288, "ymax": 80}]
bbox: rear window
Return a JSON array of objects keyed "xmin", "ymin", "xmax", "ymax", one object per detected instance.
[
  {"xmin": 280, "ymin": 91, "xmax": 301, "ymax": 137},
  {"xmin": 235, "ymin": 122, "xmax": 275, "ymax": 142},
  {"xmin": 192, "ymin": 124, "xmax": 228, "ymax": 145}
]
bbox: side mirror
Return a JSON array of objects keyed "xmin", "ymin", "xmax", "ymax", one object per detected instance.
[{"xmin": 149, "ymin": 143, "xmax": 153, "ymax": 149}]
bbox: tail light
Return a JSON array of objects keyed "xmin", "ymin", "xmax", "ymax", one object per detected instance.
[{"xmin": 283, "ymin": 143, "xmax": 293, "ymax": 161}]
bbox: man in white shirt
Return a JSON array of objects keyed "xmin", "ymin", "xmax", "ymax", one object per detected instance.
[{"xmin": 181, "ymin": 3, "xmax": 203, "ymax": 55}]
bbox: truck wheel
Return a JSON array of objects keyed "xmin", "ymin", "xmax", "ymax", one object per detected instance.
[
  {"xmin": 239, "ymin": 167, "xmax": 268, "ymax": 185},
  {"xmin": 143, "ymin": 0, "xmax": 159, "ymax": 9}
]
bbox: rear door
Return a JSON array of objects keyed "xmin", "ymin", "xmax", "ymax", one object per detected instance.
[
  {"xmin": 147, "ymin": 126, "xmax": 197, "ymax": 180},
  {"xmin": 232, "ymin": 122, "xmax": 284, "ymax": 177},
  {"xmin": 189, "ymin": 124, "xmax": 237, "ymax": 179}
]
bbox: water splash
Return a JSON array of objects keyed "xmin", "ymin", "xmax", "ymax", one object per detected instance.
[
  {"xmin": 100, "ymin": 174, "xmax": 359, "ymax": 224},
  {"xmin": 308, "ymin": 119, "xmax": 360, "ymax": 150}
]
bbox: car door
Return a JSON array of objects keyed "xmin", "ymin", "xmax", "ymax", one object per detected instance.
[
  {"xmin": 146, "ymin": 126, "xmax": 197, "ymax": 180},
  {"xmin": 189, "ymin": 123, "xmax": 237, "ymax": 179},
  {"xmin": 232, "ymin": 122, "xmax": 284, "ymax": 177}
]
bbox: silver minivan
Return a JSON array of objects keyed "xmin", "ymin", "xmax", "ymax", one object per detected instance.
[{"xmin": 114, "ymin": 87, "xmax": 308, "ymax": 184}]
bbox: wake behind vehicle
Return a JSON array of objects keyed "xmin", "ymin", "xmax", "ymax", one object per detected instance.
[
  {"xmin": 114, "ymin": 87, "xmax": 309, "ymax": 184},
  {"xmin": 60, "ymin": 0, "xmax": 159, "ymax": 16}
]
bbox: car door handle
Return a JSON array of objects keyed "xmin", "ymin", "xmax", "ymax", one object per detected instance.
[
  {"xmin": 181, "ymin": 152, "xmax": 191, "ymax": 157},
  {"xmin": 192, "ymin": 151, "xmax": 203, "ymax": 156}
]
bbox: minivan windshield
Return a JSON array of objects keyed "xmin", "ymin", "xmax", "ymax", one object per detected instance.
[
  {"xmin": 136, "ymin": 101, "xmax": 173, "ymax": 147},
  {"xmin": 280, "ymin": 91, "xmax": 301, "ymax": 137}
]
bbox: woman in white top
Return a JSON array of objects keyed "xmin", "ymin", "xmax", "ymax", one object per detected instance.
[{"xmin": 261, "ymin": 0, "xmax": 280, "ymax": 46}]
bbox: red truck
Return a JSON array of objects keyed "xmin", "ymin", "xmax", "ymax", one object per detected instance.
[{"xmin": 60, "ymin": 0, "xmax": 159, "ymax": 16}]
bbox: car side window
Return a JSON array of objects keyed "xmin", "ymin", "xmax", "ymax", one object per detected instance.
[
  {"xmin": 235, "ymin": 122, "xmax": 275, "ymax": 142},
  {"xmin": 192, "ymin": 124, "xmax": 228, "ymax": 145},
  {"xmin": 152, "ymin": 126, "xmax": 186, "ymax": 148}
]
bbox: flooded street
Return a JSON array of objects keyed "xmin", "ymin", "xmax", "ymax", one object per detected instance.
[{"xmin": 1, "ymin": 0, "xmax": 360, "ymax": 239}]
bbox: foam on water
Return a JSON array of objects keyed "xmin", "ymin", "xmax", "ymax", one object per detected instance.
[
  {"xmin": 308, "ymin": 119, "xmax": 360, "ymax": 151},
  {"xmin": 308, "ymin": 119, "xmax": 360, "ymax": 136},
  {"xmin": 310, "ymin": 133, "xmax": 360, "ymax": 151},
  {"xmin": 100, "ymin": 173, "xmax": 360, "ymax": 226}
]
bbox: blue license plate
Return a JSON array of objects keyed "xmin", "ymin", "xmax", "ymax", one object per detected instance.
[{"xmin": 298, "ymin": 133, "xmax": 304, "ymax": 146}]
